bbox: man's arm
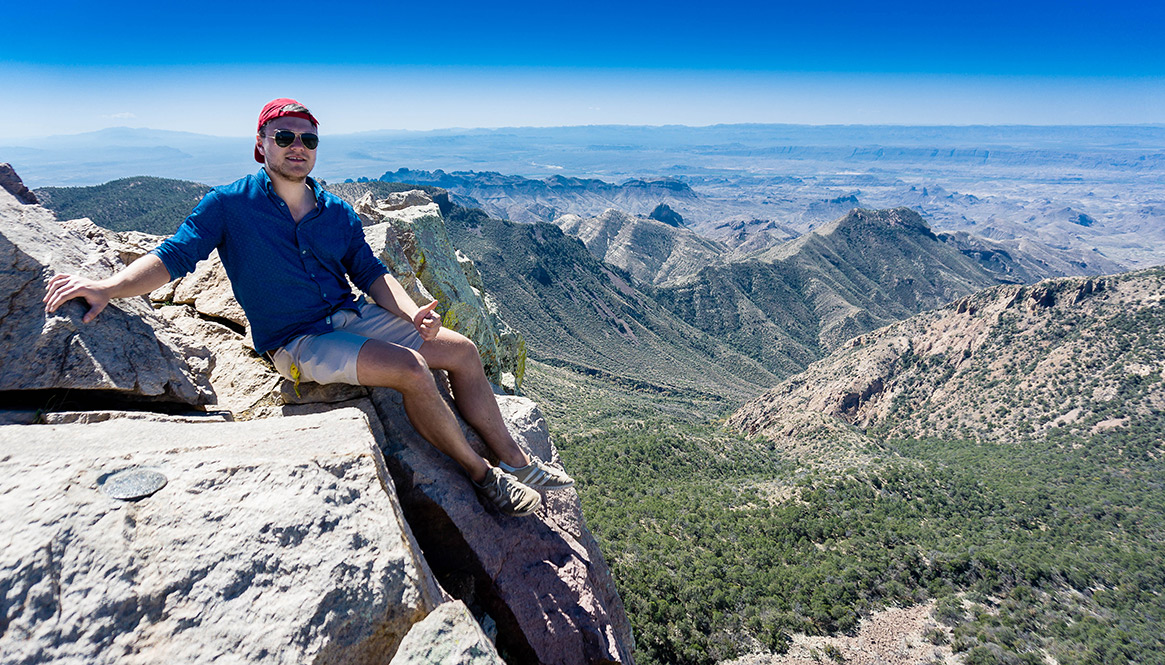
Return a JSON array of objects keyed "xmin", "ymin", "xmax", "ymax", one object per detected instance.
[
  {"xmin": 43, "ymin": 254, "xmax": 173, "ymax": 324},
  {"xmin": 366, "ymin": 274, "xmax": 442, "ymax": 341}
]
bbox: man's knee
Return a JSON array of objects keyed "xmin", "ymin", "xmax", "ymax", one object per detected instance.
[
  {"xmin": 447, "ymin": 331, "xmax": 480, "ymax": 364},
  {"xmin": 399, "ymin": 348, "xmax": 436, "ymax": 384},
  {"xmin": 358, "ymin": 341, "xmax": 435, "ymax": 388}
]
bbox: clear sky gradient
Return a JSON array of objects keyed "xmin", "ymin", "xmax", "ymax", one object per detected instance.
[{"xmin": 2, "ymin": 0, "xmax": 1163, "ymax": 139}]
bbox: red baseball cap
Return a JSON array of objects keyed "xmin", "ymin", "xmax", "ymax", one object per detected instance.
[{"xmin": 254, "ymin": 98, "xmax": 319, "ymax": 163}]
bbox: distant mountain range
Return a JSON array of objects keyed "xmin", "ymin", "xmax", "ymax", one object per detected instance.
[
  {"xmin": 369, "ymin": 168, "xmax": 698, "ymax": 226},
  {"xmin": 7, "ymin": 124, "xmax": 1164, "ymax": 188},
  {"xmin": 10, "ymin": 123, "xmax": 1163, "ymax": 269},
  {"xmin": 651, "ymin": 208, "xmax": 1027, "ymax": 377}
]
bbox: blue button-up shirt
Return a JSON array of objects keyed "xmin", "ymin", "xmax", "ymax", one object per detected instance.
[{"xmin": 151, "ymin": 169, "xmax": 388, "ymax": 355}]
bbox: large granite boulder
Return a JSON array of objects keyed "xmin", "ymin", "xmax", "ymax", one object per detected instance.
[
  {"xmin": 0, "ymin": 409, "xmax": 447, "ymax": 664},
  {"xmin": 0, "ymin": 188, "xmax": 214, "ymax": 405},
  {"xmin": 55, "ymin": 217, "xmax": 248, "ymax": 335},
  {"xmin": 56, "ymin": 217, "xmax": 162, "ymax": 269},
  {"xmin": 155, "ymin": 304, "xmax": 280, "ymax": 417},
  {"xmin": 168, "ymin": 249, "xmax": 248, "ymax": 328},
  {"xmin": 42, "ymin": 219, "xmax": 275, "ymax": 415},
  {"xmin": 370, "ymin": 387, "xmax": 634, "ymax": 665},
  {"xmin": 355, "ymin": 192, "xmax": 527, "ymax": 392}
]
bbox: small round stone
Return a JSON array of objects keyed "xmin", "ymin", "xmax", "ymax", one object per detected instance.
[{"xmin": 101, "ymin": 468, "xmax": 168, "ymax": 501}]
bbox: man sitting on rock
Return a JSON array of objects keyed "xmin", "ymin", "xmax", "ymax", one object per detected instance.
[{"xmin": 43, "ymin": 98, "xmax": 571, "ymax": 517}]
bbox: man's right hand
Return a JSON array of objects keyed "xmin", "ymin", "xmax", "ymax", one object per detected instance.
[
  {"xmin": 42, "ymin": 254, "xmax": 172, "ymax": 324},
  {"xmin": 43, "ymin": 274, "xmax": 112, "ymax": 324}
]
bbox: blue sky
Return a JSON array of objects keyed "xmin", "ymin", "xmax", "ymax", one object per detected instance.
[{"xmin": 2, "ymin": 0, "xmax": 1163, "ymax": 138}]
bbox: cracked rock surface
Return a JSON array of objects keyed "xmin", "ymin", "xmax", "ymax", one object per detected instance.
[
  {"xmin": 0, "ymin": 188, "xmax": 213, "ymax": 404},
  {"xmin": 0, "ymin": 409, "xmax": 446, "ymax": 664}
]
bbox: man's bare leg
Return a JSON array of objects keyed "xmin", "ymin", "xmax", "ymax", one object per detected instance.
[
  {"xmin": 355, "ymin": 339, "xmax": 492, "ymax": 482},
  {"xmin": 355, "ymin": 336, "xmax": 543, "ymax": 516},
  {"xmin": 418, "ymin": 328, "xmax": 530, "ymax": 469}
]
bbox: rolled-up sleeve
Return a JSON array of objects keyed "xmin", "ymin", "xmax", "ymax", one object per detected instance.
[{"xmin": 150, "ymin": 191, "xmax": 225, "ymax": 280}]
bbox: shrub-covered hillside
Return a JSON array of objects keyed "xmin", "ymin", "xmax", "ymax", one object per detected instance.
[{"xmin": 35, "ymin": 176, "xmax": 211, "ymax": 235}]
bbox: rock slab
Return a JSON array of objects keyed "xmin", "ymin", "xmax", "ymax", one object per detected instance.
[
  {"xmin": 371, "ymin": 387, "xmax": 635, "ymax": 665},
  {"xmin": 0, "ymin": 409, "xmax": 446, "ymax": 664},
  {"xmin": 0, "ymin": 187, "xmax": 213, "ymax": 404}
]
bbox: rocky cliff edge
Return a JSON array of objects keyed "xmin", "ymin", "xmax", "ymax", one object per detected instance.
[{"xmin": 0, "ymin": 175, "xmax": 633, "ymax": 665}]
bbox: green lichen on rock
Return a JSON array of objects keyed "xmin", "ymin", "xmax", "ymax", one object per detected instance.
[{"xmin": 355, "ymin": 192, "xmax": 526, "ymax": 391}]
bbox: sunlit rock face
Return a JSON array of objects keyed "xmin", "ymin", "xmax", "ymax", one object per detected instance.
[{"xmin": 0, "ymin": 187, "xmax": 214, "ymax": 404}]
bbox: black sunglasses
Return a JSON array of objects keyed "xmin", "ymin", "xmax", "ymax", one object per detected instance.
[{"xmin": 270, "ymin": 129, "xmax": 319, "ymax": 150}]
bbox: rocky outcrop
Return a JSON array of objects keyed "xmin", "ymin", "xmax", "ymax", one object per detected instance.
[
  {"xmin": 371, "ymin": 387, "xmax": 634, "ymax": 664},
  {"xmin": 156, "ymin": 305, "xmax": 280, "ymax": 416},
  {"xmin": 0, "ymin": 163, "xmax": 38, "ymax": 204},
  {"xmin": 1, "ymin": 168, "xmax": 632, "ymax": 664},
  {"xmin": 648, "ymin": 203, "xmax": 683, "ymax": 228},
  {"xmin": 56, "ymin": 217, "xmax": 163, "ymax": 269},
  {"xmin": 355, "ymin": 192, "xmax": 526, "ymax": 392},
  {"xmin": 0, "ymin": 188, "xmax": 214, "ymax": 404},
  {"xmin": 0, "ymin": 409, "xmax": 449, "ymax": 664},
  {"xmin": 52, "ymin": 217, "xmax": 247, "ymax": 329},
  {"xmin": 390, "ymin": 600, "xmax": 506, "ymax": 664},
  {"xmin": 169, "ymin": 249, "xmax": 248, "ymax": 328}
]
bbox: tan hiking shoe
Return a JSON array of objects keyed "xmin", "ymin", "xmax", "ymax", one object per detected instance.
[
  {"xmin": 503, "ymin": 458, "xmax": 575, "ymax": 490},
  {"xmin": 473, "ymin": 467, "xmax": 541, "ymax": 516}
]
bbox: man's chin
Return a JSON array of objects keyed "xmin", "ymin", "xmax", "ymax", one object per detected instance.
[{"xmin": 269, "ymin": 163, "xmax": 313, "ymax": 181}]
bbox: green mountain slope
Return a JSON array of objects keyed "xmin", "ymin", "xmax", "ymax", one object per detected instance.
[
  {"xmin": 35, "ymin": 176, "xmax": 211, "ymax": 235},
  {"xmin": 548, "ymin": 267, "xmax": 1164, "ymax": 665},
  {"xmin": 654, "ymin": 208, "xmax": 1019, "ymax": 378},
  {"xmin": 730, "ymin": 267, "xmax": 1165, "ymax": 444},
  {"xmin": 441, "ymin": 204, "xmax": 779, "ymax": 404}
]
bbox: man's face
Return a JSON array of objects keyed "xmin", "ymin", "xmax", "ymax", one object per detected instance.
[{"xmin": 256, "ymin": 115, "xmax": 318, "ymax": 182}]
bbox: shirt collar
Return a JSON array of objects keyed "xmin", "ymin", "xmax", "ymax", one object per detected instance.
[{"xmin": 257, "ymin": 168, "xmax": 322, "ymax": 207}]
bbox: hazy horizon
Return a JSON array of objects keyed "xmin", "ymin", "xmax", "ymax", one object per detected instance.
[{"xmin": 4, "ymin": 1, "xmax": 1163, "ymax": 140}]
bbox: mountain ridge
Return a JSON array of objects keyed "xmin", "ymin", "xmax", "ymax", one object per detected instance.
[
  {"xmin": 377, "ymin": 168, "xmax": 699, "ymax": 226},
  {"xmin": 729, "ymin": 265, "xmax": 1165, "ymax": 444},
  {"xmin": 652, "ymin": 207, "xmax": 1023, "ymax": 377},
  {"xmin": 553, "ymin": 208, "xmax": 727, "ymax": 286}
]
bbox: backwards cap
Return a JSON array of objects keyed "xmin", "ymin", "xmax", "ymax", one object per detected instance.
[{"xmin": 254, "ymin": 98, "xmax": 319, "ymax": 164}]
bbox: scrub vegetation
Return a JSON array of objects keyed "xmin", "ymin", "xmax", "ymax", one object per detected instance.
[
  {"xmin": 530, "ymin": 363, "xmax": 1165, "ymax": 665},
  {"xmin": 36, "ymin": 177, "xmax": 211, "ymax": 235}
]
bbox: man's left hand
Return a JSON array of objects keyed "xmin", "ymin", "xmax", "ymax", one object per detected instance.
[{"xmin": 413, "ymin": 300, "xmax": 442, "ymax": 341}]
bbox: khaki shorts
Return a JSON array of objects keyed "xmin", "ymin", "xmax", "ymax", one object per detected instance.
[{"xmin": 270, "ymin": 302, "xmax": 424, "ymax": 386}]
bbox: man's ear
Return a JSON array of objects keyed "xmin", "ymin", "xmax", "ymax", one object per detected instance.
[{"xmin": 255, "ymin": 134, "xmax": 265, "ymax": 160}]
